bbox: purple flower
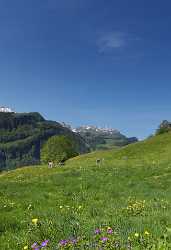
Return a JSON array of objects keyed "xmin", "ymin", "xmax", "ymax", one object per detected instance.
[
  {"xmin": 101, "ymin": 237, "xmax": 108, "ymax": 242},
  {"xmin": 31, "ymin": 242, "xmax": 39, "ymax": 249},
  {"xmin": 107, "ymin": 228, "xmax": 113, "ymax": 234},
  {"xmin": 95, "ymin": 228, "xmax": 101, "ymax": 234},
  {"xmin": 59, "ymin": 239, "xmax": 68, "ymax": 246},
  {"xmin": 71, "ymin": 239, "xmax": 77, "ymax": 245},
  {"xmin": 41, "ymin": 240, "xmax": 49, "ymax": 247}
]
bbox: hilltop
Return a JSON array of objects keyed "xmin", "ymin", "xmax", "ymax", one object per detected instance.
[
  {"xmin": 1, "ymin": 132, "xmax": 171, "ymax": 249},
  {"xmin": 0, "ymin": 112, "xmax": 89, "ymax": 170}
]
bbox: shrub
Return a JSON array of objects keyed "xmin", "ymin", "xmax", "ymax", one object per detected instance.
[
  {"xmin": 40, "ymin": 135, "xmax": 78, "ymax": 164},
  {"xmin": 156, "ymin": 120, "xmax": 171, "ymax": 135}
]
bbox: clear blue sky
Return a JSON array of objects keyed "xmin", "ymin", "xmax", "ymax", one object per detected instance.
[{"xmin": 0, "ymin": 0, "xmax": 171, "ymax": 139}]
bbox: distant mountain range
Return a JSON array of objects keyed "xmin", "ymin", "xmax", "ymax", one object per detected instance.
[
  {"xmin": 72, "ymin": 125, "xmax": 138, "ymax": 150},
  {"xmin": 0, "ymin": 107, "xmax": 138, "ymax": 170}
]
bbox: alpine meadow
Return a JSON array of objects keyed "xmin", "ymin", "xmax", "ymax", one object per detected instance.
[
  {"xmin": 1, "ymin": 0, "xmax": 171, "ymax": 249},
  {"xmin": 1, "ymin": 131, "xmax": 171, "ymax": 249}
]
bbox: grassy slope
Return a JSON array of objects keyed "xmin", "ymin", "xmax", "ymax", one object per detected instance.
[{"xmin": 1, "ymin": 133, "xmax": 171, "ymax": 249}]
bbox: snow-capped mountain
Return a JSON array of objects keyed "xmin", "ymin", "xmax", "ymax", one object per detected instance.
[
  {"xmin": 0, "ymin": 106, "xmax": 14, "ymax": 113},
  {"xmin": 72, "ymin": 125, "xmax": 138, "ymax": 151},
  {"xmin": 73, "ymin": 125, "xmax": 119, "ymax": 134}
]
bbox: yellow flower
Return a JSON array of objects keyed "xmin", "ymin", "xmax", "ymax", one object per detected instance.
[
  {"xmin": 144, "ymin": 230, "xmax": 150, "ymax": 236},
  {"xmin": 23, "ymin": 246, "xmax": 28, "ymax": 250},
  {"xmin": 59, "ymin": 206, "xmax": 63, "ymax": 209},
  {"xmin": 32, "ymin": 218, "xmax": 38, "ymax": 225},
  {"xmin": 134, "ymin": 233, "xmax": 139, "ymax": 237}
]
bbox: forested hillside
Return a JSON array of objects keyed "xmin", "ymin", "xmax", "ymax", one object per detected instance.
[{"xmin": 0, "ymin": 112, "xmax": 89, "ymax": 170}]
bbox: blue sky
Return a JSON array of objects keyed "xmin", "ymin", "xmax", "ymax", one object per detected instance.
[{"xmin": 0, "ymin": 0, "xmax": 171, "ymax": 139}]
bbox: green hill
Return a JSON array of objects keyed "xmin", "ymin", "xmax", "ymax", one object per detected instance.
[
  {"xmin": 0, "ymin": 112, "xmax": 89, "ymax": 170},
  {"xmin": 1, "ymin": 132, "xmax": 171, "ymax": 249},
  {"xmin": 68, "ymin": 132, "xmax": 171, "ymax": 165}
]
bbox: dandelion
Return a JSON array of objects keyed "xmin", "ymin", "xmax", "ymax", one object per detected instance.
[
  {"xmin": 134, "ymin": 233, "xmax": 139, "ymax": 237},
  {"xmin": 144, "ymin": 231, "xmax": 150, "ymax": 236},
  {"xmin": 32, "ymin": 218, "xmax": 38, "ymax": 225}
]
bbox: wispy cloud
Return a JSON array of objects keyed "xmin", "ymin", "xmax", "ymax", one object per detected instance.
[{"xmin": 97, "ymin": 31, "xmax": 138, "ymax": 53}]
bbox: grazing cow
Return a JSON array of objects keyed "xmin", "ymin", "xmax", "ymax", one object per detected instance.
[
  {"xmin": 96, "ymin": 158, "xmax": 104, "ymax": 166},
  {"xmin": 48, "ymin": 161, "xmax": 54, "ymax": 168}
]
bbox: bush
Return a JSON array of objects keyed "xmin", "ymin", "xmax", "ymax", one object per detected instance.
[
  {"xmin": 40, "ymin": 135, "xmax": 78, "ymax": 164},
  {"xmin": 156, "ymin": 120, "xmax": 171, "ymax": 135}
]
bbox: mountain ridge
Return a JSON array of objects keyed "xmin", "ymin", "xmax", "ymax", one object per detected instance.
[{"xmin": 72, "ymin": 125, "xmax": 138, "ymax": 150}]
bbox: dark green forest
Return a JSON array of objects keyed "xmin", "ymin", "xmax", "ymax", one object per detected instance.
[{"xmin": 0, "ymin": 112, "xmax": 89, "ymax": 170}]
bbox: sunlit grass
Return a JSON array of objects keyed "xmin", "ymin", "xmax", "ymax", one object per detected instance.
[{"xmin": 1, "ymin": 132, "xmax": 171, "ymax": 249}]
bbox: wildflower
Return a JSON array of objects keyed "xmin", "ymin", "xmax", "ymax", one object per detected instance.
[
  {"xmin": 59, "ymin": 206, "xmax": 63, "ymax": 209},
  {"xmin": 71, "ymin": 239, "xmax": 77, "ymax": 245},
  {"xmin": 27, "ymin": 204, "xmax": 32, "ymax": 210},
  {"xmin": 23, "ymin": 246, "xmax": 28, "ymax": 250},
  {"xmin": 32, "ymin": 218, "xmax": 38, "ymax": 225},
  {"xmin": 31, "ymin": 242, "xmax": 38, "ymax": 249},
  {"xmin": 101, "ymin": 237, "xmax": 108, "ymax": 242},
  {"xmin": 59, "ymin": 239, "xmax": 68, "ymax": 246},
  {"xmin": 107, "ymin": 227, "xmax": 113, "ymax": 234},
  {"xmin": 144, "ymin": 231, "xmax": 150, "ymax": 236},
  {"xmin": 114, "ymin": 241, "xmax": 120, "ymax": 248},
  {"xmin": 41, "ymin": 240, "xmax": 49, "ymax": 247},
  {"xmin": 95, "ymin": 228, "xmax": 101, "ymax": 234},
  {"xmin": 134, "ymin": 233, "xmax": 139, "ymax": 237}
]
